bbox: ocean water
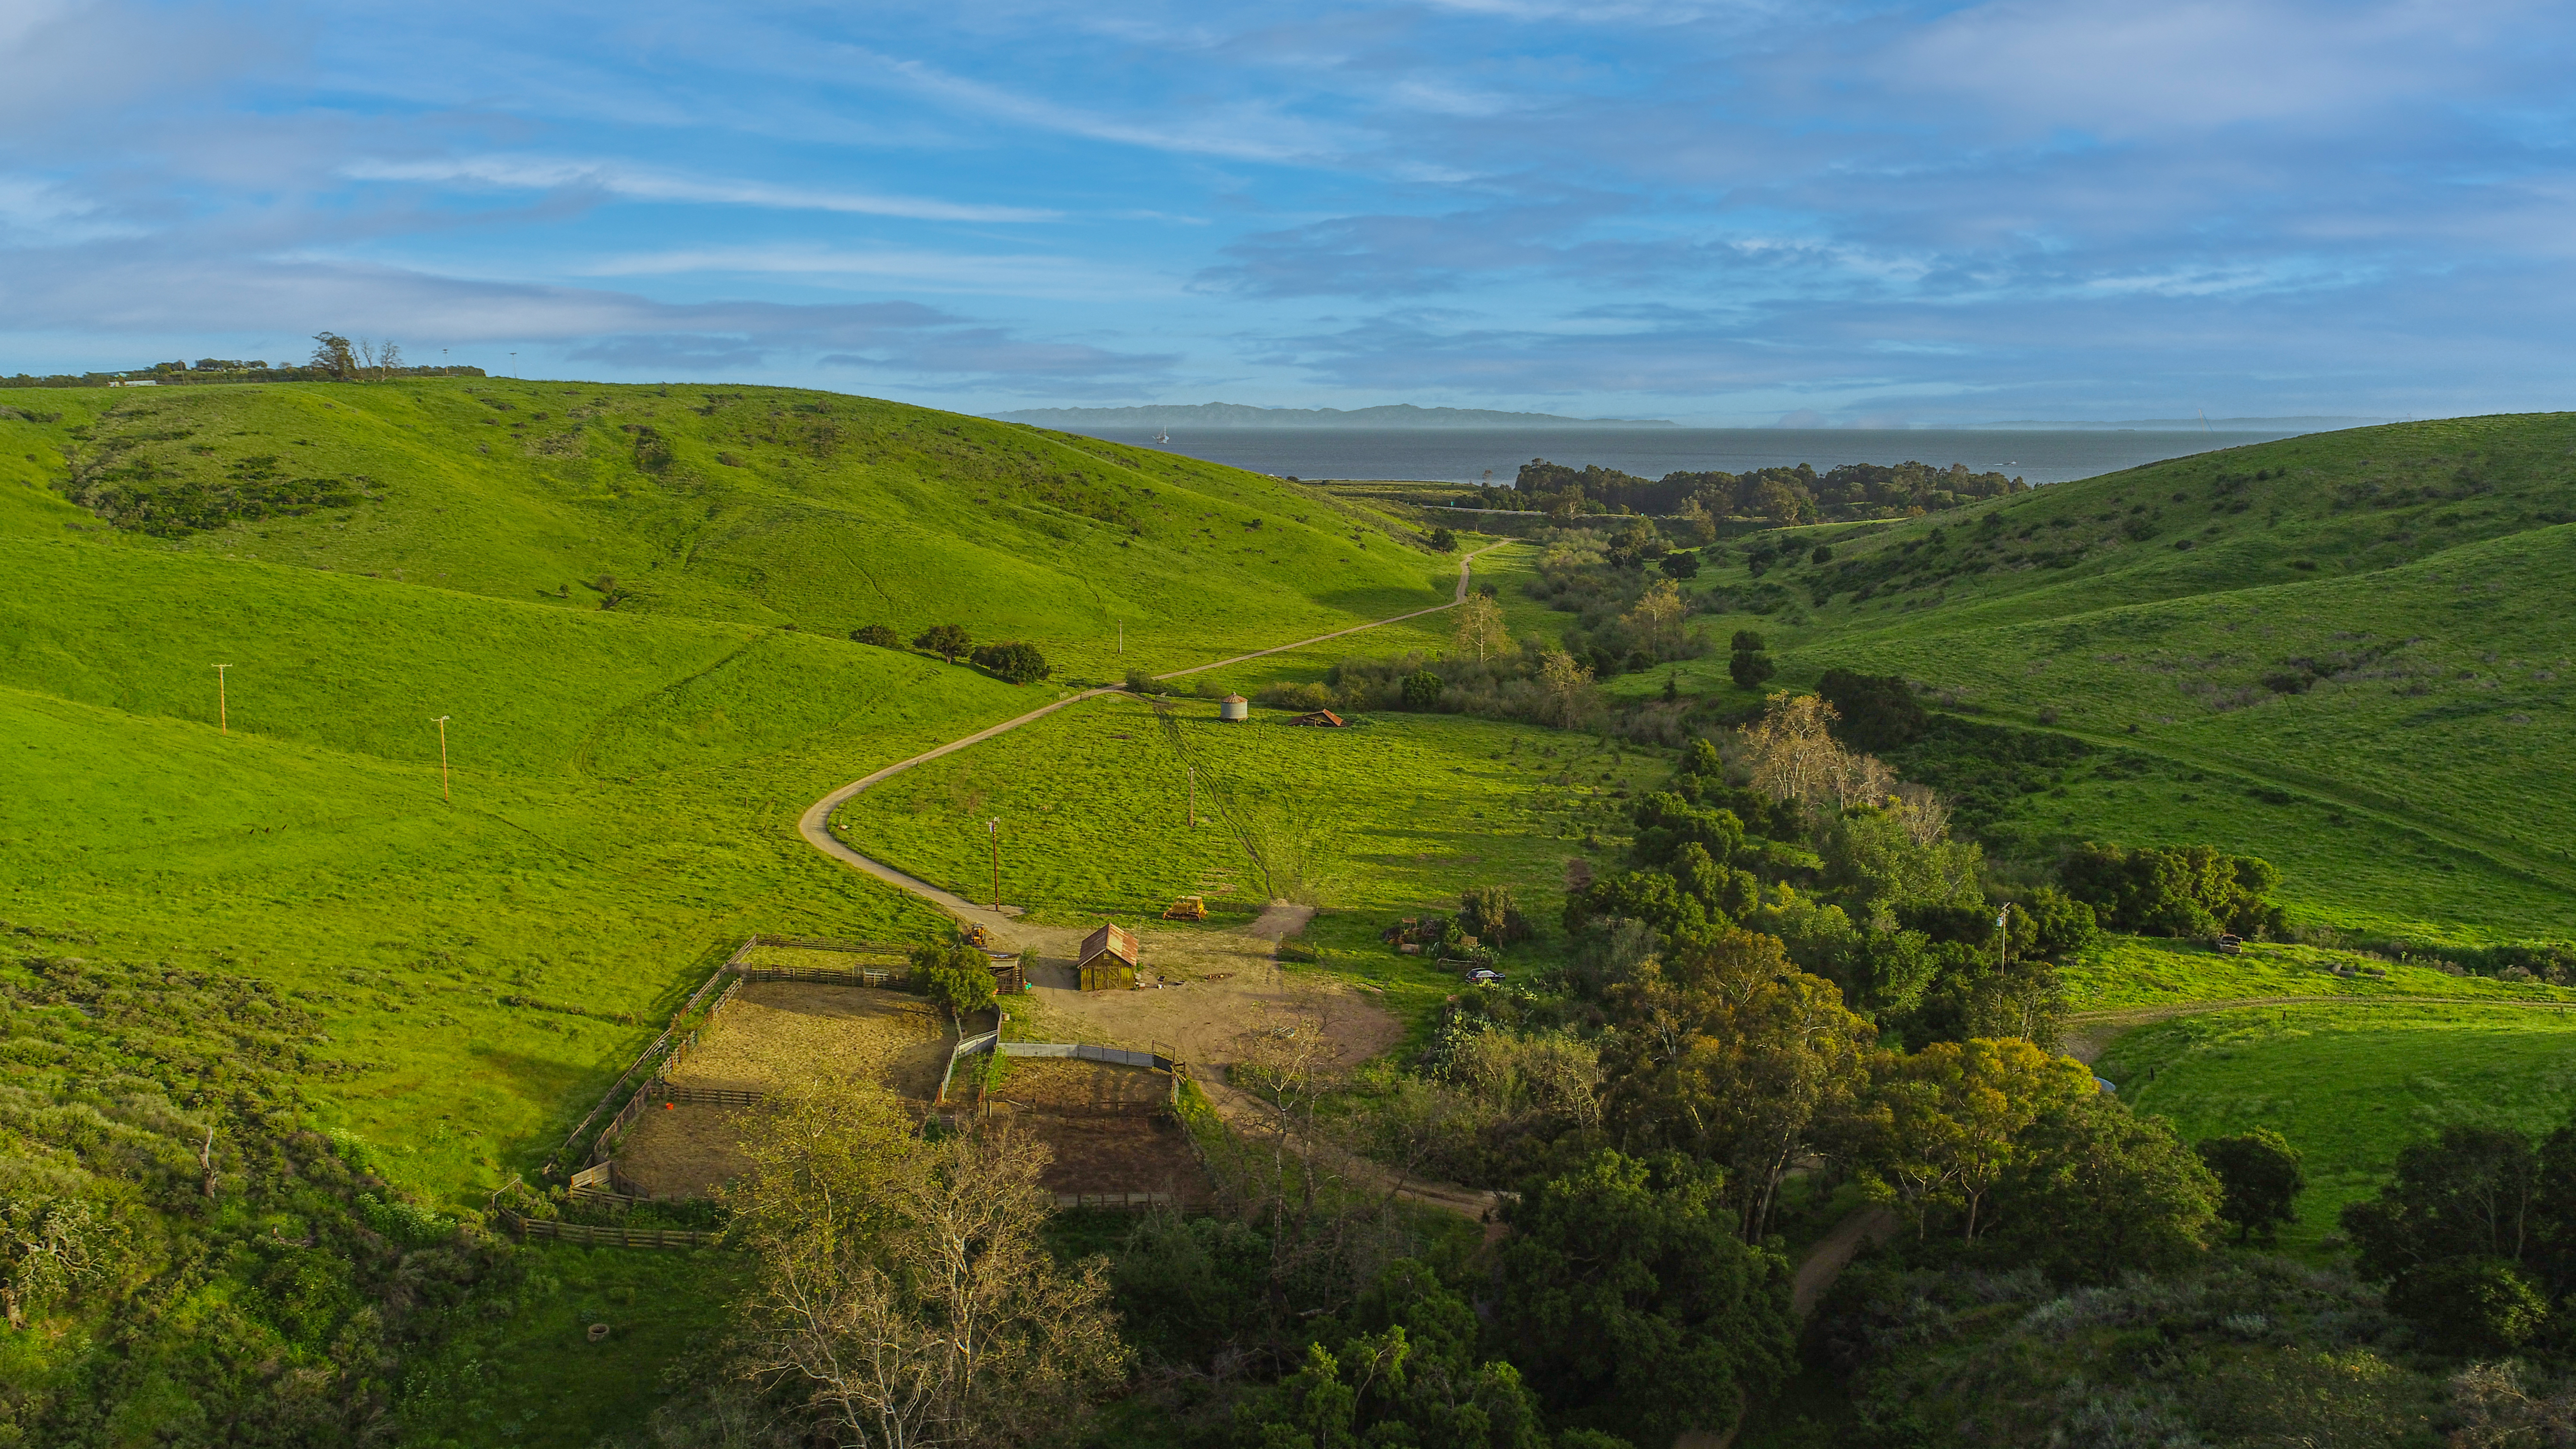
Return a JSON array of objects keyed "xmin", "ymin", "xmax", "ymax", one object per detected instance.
[{"xmin": 1066, "ymin": 426, "xmax": 2322, "ymax": 487}]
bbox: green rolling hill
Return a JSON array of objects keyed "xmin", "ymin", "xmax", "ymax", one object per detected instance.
[
  {"xmin": 1619, "ymin": 413, "xmax": 2576, "ymax": 946},
  {"xmin": 6, "ymin": 382, "xmax": 2571, "ymax": 1442},
  {"xmin": 1, "ymin": 379, "xmax": 1453, "ymax": 677}
]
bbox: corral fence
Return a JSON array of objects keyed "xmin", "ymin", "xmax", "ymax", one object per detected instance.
[
  {"xmin": 939, "ymin": 1034, "xmax": 1190, "ymax": 1109},
  {"xmin": 495, "ymin": 1208, "xmax": 722, "ymax": 1250},
  {"xmin": 547, "ymin": 934, "xmax": 957, "ymax": 1179},
  {"xmin": 1054, "ymin": 1191, "xmax": 1209, "ymax": 1214}
]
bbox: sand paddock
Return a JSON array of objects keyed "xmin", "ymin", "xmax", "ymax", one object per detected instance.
[
  {"xmin": 613, "ymin": 1101, "xmax": 756, "ymax": 1199},
  {"xmin": 671, "ymin": 982, "xmax": 950, "ymax": 1100}
]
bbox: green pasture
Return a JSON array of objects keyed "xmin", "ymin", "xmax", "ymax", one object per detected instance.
[
  {"xmin": 2099, "ymin": 1003, "xmax": 2576, "ymax": 1254},
  {"xmin": 0, "ymin": 379, "xmax": 1463, "ymax": 682},
  {"xmin": 2064, "ymin": 936, "xmax": 2576, "ymax": 1012},
  {"xmin": 395, "ymin": 1244, "xmax": 744, "ymax": 1448},
  {"xmin": 830, "ymin": 691, "xmax": 1661, "ymax": 930}
]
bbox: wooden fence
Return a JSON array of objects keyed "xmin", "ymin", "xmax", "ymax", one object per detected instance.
[
  {"xmin": 499, "ymin": 1208, "xmax": 722, "ymax": 1250},
  {"xmin": 1053, "ymin": 1191, "xmax": 1206, "ymax": 1214},
  {"xmin": 550, "ymin": 932, "xmax": 1024, "ymax": 1175}
]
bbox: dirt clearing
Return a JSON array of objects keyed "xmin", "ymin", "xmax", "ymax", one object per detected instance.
[
  {"xmin": 1019, "ymin": 922, "xmax": 1400, "ymax": 1073},
  {"xmin": 674, "ymin": 982, "xmax": 950, "ymax": 1100},
  {"xmin": 615, "ymin": 1102, "xmax": 755, "ymax": 1199},
  {"xmin": 982, "ymin": 1058, "xmax": 1207, "ymax": 1203}
]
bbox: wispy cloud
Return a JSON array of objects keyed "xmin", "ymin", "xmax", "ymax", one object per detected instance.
[
  {"xmin": 343, "ymin": 156, "xmax": 1056, "ymax": 223},
  {"xmin": 0, "ymin": 0, "xmax": 2568, "ymax": 417}
]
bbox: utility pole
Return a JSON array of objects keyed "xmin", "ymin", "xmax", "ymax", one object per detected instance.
[
  {"xmin": 213, "ymin": 663, "xmax": 230, "ymax": 734},
  {"xmin": 987, "ymin": 818, "xmax": 1000, "ymax": 911},
  {"xmin": 432, "ymin": 716, "xmax": 451, "ymax": 801}
]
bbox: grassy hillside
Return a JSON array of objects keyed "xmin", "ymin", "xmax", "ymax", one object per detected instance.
[
  {"xmin": 0, "ymin": 379, "xmax": 1461, "ymax": 681},
  {"xmin": 1616, "ymin": 414, "xmax": 2576, "ymax": 945},
  {"xmin": 0, "ymin": 380, "xmax": 1511, "ymax": 1441},
  {"xmin": 2100, "ymin": 1003, "xmax": 2576, "ymax": 1253}
]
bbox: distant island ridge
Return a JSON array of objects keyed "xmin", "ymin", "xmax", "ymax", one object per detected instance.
[
  {"xmin": 990, "ymin": 402, "xmax": 1678, "ymax": 429},
  {"xmin": 990, "ymin": 403, "xmax": 2392, "ymax": 433}
]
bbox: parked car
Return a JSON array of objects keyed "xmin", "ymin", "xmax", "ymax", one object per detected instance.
[{"xmin": 1465, "ymin": 966, "xmax": 1505, "ymax": 984}]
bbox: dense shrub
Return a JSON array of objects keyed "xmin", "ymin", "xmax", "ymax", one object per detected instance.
[
  {"xmin": 1815, "ymin": 668, "xmax": 1928, "ymax": 750},
  {"xmin": 969, "ymin": 640, "xmax": 1050, "ymax": 684},
  {"xmin": 2060, "ymin": 841, "xmax": 2286, "ymax": 939},
  {"xmin": 910, "ymin": 940, "xmax": 998, "ymax": 1021},
  {"xmin": 1457, "ymin": 886, "xmax": 1534, "ymax": 946},
  {"xmin": 1494, "ymin": 1151, "xmax": 1796, "ymax": 1446},
  {"xmin": 849, "ymin": 623, "xmax": 901, "ymax": 647}
]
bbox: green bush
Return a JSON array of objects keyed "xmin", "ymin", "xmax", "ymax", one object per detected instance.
[
  {"xmin": 910, "ymin": 940, "xmax": 997, "ymax": 1022},
  {"xmin": 969, "ymin": 640, "xmax": 1050, "ymax": 684},
  {"xmin": 2059, "ymin": 842, "xmax": 2286, "ymax": 939},
  {"xmin": 1401, "ymin": 668, "xmax": 1445, "ymax": 709},
  {"xmin": 849, "ymin": 622, "xmax": 901, "ymax": 647}
]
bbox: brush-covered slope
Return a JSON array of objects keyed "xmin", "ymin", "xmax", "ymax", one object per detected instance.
[
  {"xmin": 0, "ymin": 379, "xmax": 1456, "ymax": 678},
  {"xmin": 1638, "ymin": 414, "xmax": 2576, "ymax": 945}
]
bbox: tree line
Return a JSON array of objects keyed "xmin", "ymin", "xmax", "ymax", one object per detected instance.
[{"xmin": 1477, "ymin": 457, "xmax": 2029, "ymax": 527}]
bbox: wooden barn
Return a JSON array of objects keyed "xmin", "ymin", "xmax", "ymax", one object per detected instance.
[
  {"xmin": 1077, "ymin": 923, "xmax": 1140, "ymax": 992},
  {"xmin": 1286, "ymin": 709, "xmax": 1345, "ymax": 728}
]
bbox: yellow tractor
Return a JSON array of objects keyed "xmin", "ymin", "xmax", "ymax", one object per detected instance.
[
  {"xmin": 1162, "ymin": 895, "xmax": 1208, "ymax": 922},
  {"xmin": 963, "ymin": 923, "xmax": 996, "ymax": 949}
]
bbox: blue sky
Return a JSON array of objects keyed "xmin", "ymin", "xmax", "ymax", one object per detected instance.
[{"xmin": 2, "ymin": 0, "xmax": 2570, "ymax": 423}]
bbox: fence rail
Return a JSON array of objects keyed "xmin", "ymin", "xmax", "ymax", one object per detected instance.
[
  {"xmin": 653, "ymin": 1082, "xmax": 769, "ymax": 1108},
  {"xmin": 732, "ymin": 964, "xmax": 901, "ymax": 987},
  {"xmin": 500, "ymin": 1209, "xmax": 723, "ymax": 1250},
  {"xmin": 1053, "ymin": 1191, "xmax": 1207, "ymax": 1214}
]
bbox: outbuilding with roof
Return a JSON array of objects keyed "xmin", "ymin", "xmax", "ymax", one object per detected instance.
[{"xmin": 1077, "ymin": 922, "xmax": 1140, "ymax": 991}]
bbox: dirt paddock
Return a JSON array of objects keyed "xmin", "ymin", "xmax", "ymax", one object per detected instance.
[
  {"xmin": 614, "ymin": 1101, "xmax": 756, "ymax": 1199},
  {"xmin": 673, "ymin": 982, "xmax": 950, "ymax": 1100},
  {"xmin": 984, "ymin": 1057, "xmax": 1209, "ymax": 1204}
]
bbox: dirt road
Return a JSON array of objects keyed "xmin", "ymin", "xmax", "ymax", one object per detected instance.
[{"xmin": 793, "ymin": 540, "xmax": 1511, "ymax": 958}]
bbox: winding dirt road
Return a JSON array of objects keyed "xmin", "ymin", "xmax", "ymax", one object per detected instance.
[{"xmin": 794, "ymin": 540, "xmax": 1512, "ymax": 953}]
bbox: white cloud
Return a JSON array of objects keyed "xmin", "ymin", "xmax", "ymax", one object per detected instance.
[
  {"xmin": 340, "ymin": 156, "xmax": 1056, "ymax": 223},
  {"xmin": 577, "ymin": 243, "xmax": 1176, "ymax": 299}
]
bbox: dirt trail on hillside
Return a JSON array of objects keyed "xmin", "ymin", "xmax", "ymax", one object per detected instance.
[{"xmin": 793, "ymin": 541, "xmax": 1508, "ymax": 959}]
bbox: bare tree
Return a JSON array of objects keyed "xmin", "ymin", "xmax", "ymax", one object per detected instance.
[
  {"xmin": 1535, "ymin": 649, "xmax": 1598, "ymax": 728},
  {"xmin": 724, "ymin": 1076, "xmax": 1125, "ymax": 1448},
  {"xmin": 1740, "ymin": 692, "xmax": 1849, "ymax": 804},
  {"xmin": 1450, "ymin": 590, "xmax": 1507, "ymax": 662},
  {"xmin": 1622, "ymin": 578, "xmax": 1688, "ymax": 657},
  {"xmin": 1892, "ymin": 782, "xmax": 1953, "ymax": 846}
]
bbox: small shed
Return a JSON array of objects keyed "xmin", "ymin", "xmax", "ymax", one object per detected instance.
[
  {"xmin": 1286, "ymin": 709, "xmax": 1345, "ymax": 728},
  {"xmin": 986, "ymin": 952, "xmax": 1027, "ymax": 993},
  {"xmin": 1219, "ymin": 694, "xmax": 1249, "ymax": 722},
  {"xmin": 1077, "ymin": 923, "xmax": 1139, "ymax": 991}
]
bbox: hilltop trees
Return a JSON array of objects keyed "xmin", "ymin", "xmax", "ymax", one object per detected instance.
[{"xmin": 914, "ymin": 623, "xmax": 972, "ymax": 663}]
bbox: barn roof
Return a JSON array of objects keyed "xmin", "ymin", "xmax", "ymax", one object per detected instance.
[
  {"xmin": 1079, "ymin": 922, "xmax": 1138, "ymax": 967},
  {"xmin": 1288, "ymin": 709, "xmax": 1345, "ymax": 727}
]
